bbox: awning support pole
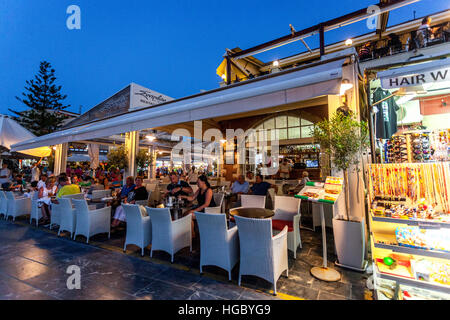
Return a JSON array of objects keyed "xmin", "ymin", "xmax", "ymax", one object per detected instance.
[{"xmin": 319, "ymin": 24, "xmax": 325, "ymax": 56}]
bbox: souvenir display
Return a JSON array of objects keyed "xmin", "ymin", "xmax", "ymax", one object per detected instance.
[{"xmin": 368, "ymin": 162, "xmax": 450, "ymax": 300}]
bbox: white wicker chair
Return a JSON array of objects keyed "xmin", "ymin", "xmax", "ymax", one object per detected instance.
[
  {"xmin": 196, "ymin": 212, "xmax": 239, "ymax": 281},
  {"xmin": 123, "ymin": 204, "xmax": 152, "ymax": 256},
  {"xmin": 145, "ymin": 184, "xmax": 157, "ymax": 193},
  {"xmin": 204, "ymin": 192, "xmax": 224, "ymax": 213},
  {"xmin": 229, "ymin": 195, "xmax": 267, "ymax": 227},
  {"xmin": 57, "ymin": 198, "xmax": 77, "ymax": 238},
  {"xmin": 49, "ymin": 200, "xmax": 61, "ymax": 230},
  {"xmin": 30, "ymin": 199, "xmax": 42, "ymax": 226},
  {"xmin": 267, "ymin": 188, "xmax": 276, "ymax": 209},
  {"xmin": 272, "ymin": 196, "xmax": 302, "ymax": 259},
  {"xmin": 91, "ymin": 189, "xmax": 111, "ymax": 200},
  {"xmin": 5, "ymin": 191, "xmax": 31, "ymax": 221},
  {"xmin": 146, "ymin": 207, "xmax": 192, "ymax": 263},
  {"xmin": 240, "ymin": 195, "xmax": 266, "ymax": 208},
  {"xmin": 234, "ymin": 216, "xmax": 288, "ymax": 295},
  {"xmin": 61, "ymin": 193, "xmax": 85, "ymax": 200},
  {"xmin": 72, "ymin": 199, "xmax": 111, "ymax": 243},
  {"xmin": 0, "ymin": 191, "xmax": 8, "ymax": 219}
]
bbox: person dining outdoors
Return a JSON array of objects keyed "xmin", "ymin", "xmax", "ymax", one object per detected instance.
[
  {"xmin": 0, "ymin": 163, "xmax": 11, "ymax": 190},
  {"xmin": 178, "ymin": 175, "xmax": 216, "ymax": 238},
  {"xmin": 56, "ymin": 175, "xmax": 81, "ymax": 199},
  {"xmin": 164, "ymin": 172, "xmax": 192, "ymax": 198},
  {"xmin": 111, "ymin": 176, "xmax": 149, "ymax": 228},
  {"xmin": 231, "ymin": 175, "xmax": 249, "ymax": 194},
  {"xmin": 249, "ymin": 174, "xmax": 277, "ymax": 196},
  {"xmin": 38, "ymin": 177, "xmax": 57, "ymax": 224},
  {"xmin": 119, "ymin": 176, "xmax": 136, "ymax": 200},
  {"xmin": 417, "ymin": 16, "xmax": 438, "ymax": 48},
  {"xmin": 98, "ymin": 172, "xmax": 110, "ymax": 190}
]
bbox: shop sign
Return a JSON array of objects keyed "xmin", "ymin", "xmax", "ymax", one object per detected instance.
[
  {"xmin": 130, "ymin": 83, "xmax": 173, "ymax": 110},
  {"xmin": 381, "ymin": 67, "xmax": 449, "ymax": 89}
]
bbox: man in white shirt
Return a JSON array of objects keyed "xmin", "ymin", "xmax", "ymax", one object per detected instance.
[
  {"xmin": 37, "ymin": 174, "xmax": 48, "ymax": 191},
  {"xmin": 279, "ymin": 159, "xmax": 291, "ymax": 179},
  {"xmin": 31, "ymin": 161, "xmax": 41, "ymax": 182},
  {"xmin": 0, "ymin": 163, "xmax": 11, "ymax": 189}
]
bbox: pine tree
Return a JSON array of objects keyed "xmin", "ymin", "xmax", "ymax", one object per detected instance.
[{"xmin": 9, "ymin": 61, "xmax": 70, "ymax": 136}]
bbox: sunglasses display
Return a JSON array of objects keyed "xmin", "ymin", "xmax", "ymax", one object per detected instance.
[{"xmin": 383, "ymin": 129, "xmax": 449, "ymax": 163}]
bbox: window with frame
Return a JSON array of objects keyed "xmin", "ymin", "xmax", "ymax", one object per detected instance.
[{"xmin": 254, "ymin": 115, "xmax": 314, "ymax": 140}]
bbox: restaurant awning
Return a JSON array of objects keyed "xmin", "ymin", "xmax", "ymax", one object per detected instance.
[
  {"xmin": 11, "ymin": 55, "xmax": 351, "ymax": 152},
  {"xmin": 0, "ymin": 115, "xmax": 52, "ymax": 157}
]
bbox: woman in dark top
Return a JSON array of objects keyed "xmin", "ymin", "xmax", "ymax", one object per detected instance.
[
  {"xmin": 127, "ymin": 177, "xmax": 148, "ymax": 203},
  {"xmin": 179, "ymin": 175, "xmax": 216, "ymax": 238},
  {"xmin": 180, "ymin": 175, "xmax": 216, "ymax": 214}
]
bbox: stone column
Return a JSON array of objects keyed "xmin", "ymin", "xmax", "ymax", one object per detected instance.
[
  {"xmin": 125, "ymin": 131, "xmax": 139, "ymax": 178},
  {"xmin": 53, "ymin": 143, "xmax": 68, "ymax": 176}
]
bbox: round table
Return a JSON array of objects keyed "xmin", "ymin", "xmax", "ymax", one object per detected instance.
[{"xmin": 229, "ymin": 207, "xmax": 274, "ymax": 219}]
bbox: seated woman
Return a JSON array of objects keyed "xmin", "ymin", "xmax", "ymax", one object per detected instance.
[
  {"xmin": 38, "ymin": 178, "xmax": 57, "ymax": 224},
  {"xmin": 110, "ymin": 173, "xmax": 123, "ymax": 189},
  {"xmin": 111, "ymin": 176, "xmax": 149, "ymax": 228},
  {"xmin": 179, "ymin": 175, "xmax": 216, "ymax": 238},
  {"xmin": 179, "ymin": 175, "xmax": 216, "ymax": 214}
]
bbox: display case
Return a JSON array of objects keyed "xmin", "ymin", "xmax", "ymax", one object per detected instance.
[{"xmin": 367, "ymin": 162, "xmax": 450, "ymax": 299}]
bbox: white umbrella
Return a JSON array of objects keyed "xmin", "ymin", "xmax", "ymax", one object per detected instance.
[{"xmin": 0, "ymin": 115, "xmax": 52, "ymax": 157}]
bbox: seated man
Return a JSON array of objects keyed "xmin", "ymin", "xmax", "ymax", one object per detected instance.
[
  {"xmin": 231, "ymin": 175, "xmax": 249, "ymax": 194},
  {"xmin": 119, "ymin": 176, "xmax": 135, "ymax": 200},
  {"xmin": 165, "ymin": 172, "xmax": 192, "ymax": 198},
  {"xmin": 56, "ymin": 175, "xmax": 81, "ymax": 198},
  {"xmin": 249, "ymin": 174, "xmax": 277, "ymax": 196}
]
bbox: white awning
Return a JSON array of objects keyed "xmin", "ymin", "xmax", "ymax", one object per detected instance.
[
  {"xmin": 0, "ymin": 115, "xmax": 52, "ymax": 157},
  {"xmin": 378, "ymin": 58, "xmax": 450, "ymax": 90},
  {"xmin": 11, "ymin": 57, "xmax": 348, "ymax": 152}
]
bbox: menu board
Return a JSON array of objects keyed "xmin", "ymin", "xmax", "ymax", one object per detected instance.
[{"xmin": 295, "ymin": 176, "xmax": 344, "ymax": 204}]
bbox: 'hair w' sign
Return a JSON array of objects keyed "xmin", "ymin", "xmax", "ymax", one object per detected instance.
[{"xmin": 379, "ymin": 60, "xmax": 450, "ymax": 90}]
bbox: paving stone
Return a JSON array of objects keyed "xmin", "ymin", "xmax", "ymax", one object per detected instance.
[
  {"xmin": 134, "ymin": 279, "xmax": 194, "ymax": 300},
  {"xmin": 317, "ymin": 291, "xmax": 347, "ymax": 300}
]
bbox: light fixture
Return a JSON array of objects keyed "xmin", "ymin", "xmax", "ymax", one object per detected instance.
[
  {"xmin": 146, "ymin": 135, "xmax": 155, "ymax": 142},
  {"xmin": 340, "ymin": 79, "xmax": 354, "ymax": 95},
  {"xmin": 220, "ymin": 139, "xmax": 227, "ymax": 144},
  {"xmin": 272, "ymin": 60, "xmax": 280, "ymax": 67},
  {"xmin": 52, "ymin": 146, "xmax": 57, "ymax": 150},
  {"xmin": 345, "ymin": 38, "xmax": 353, "ymax": 46},
  {"xmin": 221, "ymin": 74, "xmax": 226, "ymax": 81}
]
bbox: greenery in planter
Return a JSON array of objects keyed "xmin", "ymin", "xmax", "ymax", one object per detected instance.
[
  {"xmin": 107, "ymin": 145, "xmax": 128, "ymax": 171},
  {"xmin": 136, "ymin": 149, "xmax": 154, "ymax": 170},
  {"xmin": 311, "ymin": 111, "xmax": 369, "ymax": 220}
]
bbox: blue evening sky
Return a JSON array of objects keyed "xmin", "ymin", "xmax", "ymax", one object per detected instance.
[{"xmin": 0, "ymin": 0, "xmax": 448, "ymax": 116}]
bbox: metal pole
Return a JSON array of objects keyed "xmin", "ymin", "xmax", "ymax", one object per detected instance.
[
  {"xmin": 320, "ymin": 203, "xmax": 327, "ymax": 268},
  {"xmin": 319, "ymin": 24, "xmax": 325, "ymax": 56},
  {"xmin": 365, "ymin": 73, "xmax": 377, "ymax": 163},
  {"xmin": 226, "ymin": 55, "xmax": 231, "ymax": 85}
]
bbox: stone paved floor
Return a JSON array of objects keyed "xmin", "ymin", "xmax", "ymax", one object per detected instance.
[{"xmin": 0, "ymin": 216, "xmax": 369, "ymax": 300}]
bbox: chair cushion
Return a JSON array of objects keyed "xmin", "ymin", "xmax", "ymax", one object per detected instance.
[{"xmin": 272, "ymin": 219, "xmax": 293, "ymax": 232}]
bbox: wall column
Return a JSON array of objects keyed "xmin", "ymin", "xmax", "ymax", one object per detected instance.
[
  {"xmin": 53, "ymin": 143, "xmax": 68, "ymax": 176},
  {"xmin": 125, "ymin": 131, "xmax": 139, "ymax": 178}
]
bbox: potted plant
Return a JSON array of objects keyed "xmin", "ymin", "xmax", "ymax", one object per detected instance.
[
  {"xmin": 107, "ymin": 145, "xmax": 128, "ymax": 172},
  {"xmin": 312, "ymin": 110, "xmax": 369, "ymax": 270}
]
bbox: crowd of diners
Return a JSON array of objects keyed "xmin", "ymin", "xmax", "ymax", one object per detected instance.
[
  {"xmin": 358, "ymin": 16, "xmax": 450, "ymax": 61},
  {"xmin": 1, "ymin": 158, "xmax": 313, "ymax": 236}
]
